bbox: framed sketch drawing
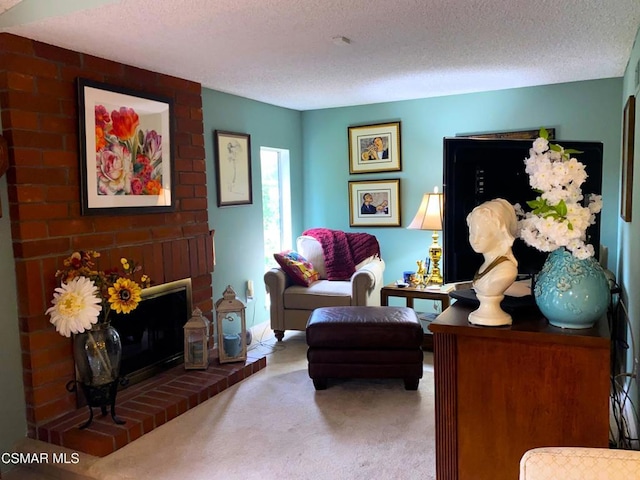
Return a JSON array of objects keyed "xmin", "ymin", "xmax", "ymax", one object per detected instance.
[
  {"xmin": 77, "ymin": 78, "xmax": 174, "ymax": 216},
  {"xmin": 349, "ymin": 179, "xmax": 401, "ymax": 227},
  {"xmin": 621, "ymin": 95, "xmax": 635, "ymax": 222},
  {"xmin": 214, "ymin": 130, "xmax": 253, "ymax": 207},
  {"xmin": 348, "ymin": 122, "xmax": 401, "ymax": 174}
]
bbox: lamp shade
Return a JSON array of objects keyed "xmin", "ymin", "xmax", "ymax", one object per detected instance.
[{"xmin": 407, "ymin": 188, "xmax": 443, "ymax": 231}]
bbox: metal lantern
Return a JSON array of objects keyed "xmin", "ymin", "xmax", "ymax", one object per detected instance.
[
  {"xmin": 183, "ymin": 307, "xmax": 210, "ymax": 369},
  {"xmin": 215, "ymin": 285, "xmax": 247, "ymax": 364}
]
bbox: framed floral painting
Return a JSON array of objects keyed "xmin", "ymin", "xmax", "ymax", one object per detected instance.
[
  {"xmin": 348, "ymin": 122, "xmax": 401, "ymax": 174},
  {"xmin": 348, "ymin": 179, "xmax": 401, "ymax": 227},
  {"xmin": 77, "ymin": 78, "xmax": 174, "ymax": 215}
]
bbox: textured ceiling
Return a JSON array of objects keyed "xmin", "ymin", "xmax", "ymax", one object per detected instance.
[{"xmin": 1, "ymin": 0, "xmax": 640, "ymax": 111}]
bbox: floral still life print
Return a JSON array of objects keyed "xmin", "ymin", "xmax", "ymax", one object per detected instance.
[{"xmin": 94, "ymin": 104, "xmax": 163, "ymax": 197}]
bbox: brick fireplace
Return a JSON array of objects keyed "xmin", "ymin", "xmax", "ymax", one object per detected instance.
[{"xmin": 0, "ymin": 33, "xmax": 235, "ymax": 455}]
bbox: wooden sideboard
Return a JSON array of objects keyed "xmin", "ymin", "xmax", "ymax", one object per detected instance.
[{"xmin": 429, "ymin": 303, "xmax": 610, "ymax": 480}]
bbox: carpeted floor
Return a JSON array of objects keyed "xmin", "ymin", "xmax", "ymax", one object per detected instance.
[{"xmin": 8, "ymin": 326, "xmax": 436, "ymax": 480}]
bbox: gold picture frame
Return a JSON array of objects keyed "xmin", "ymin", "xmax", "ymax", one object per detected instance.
[
  {"xmin": 348, "ymin": 179, "xmax": 401, "ymax": 227},
  {"xmin": 348, "ymin": 122, "xmax": 401, "ymax": 174}
]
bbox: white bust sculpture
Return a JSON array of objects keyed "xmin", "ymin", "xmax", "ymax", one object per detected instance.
[{"xmin": 466, "ymin": 198, "xmax": 518, "ymax": 326}]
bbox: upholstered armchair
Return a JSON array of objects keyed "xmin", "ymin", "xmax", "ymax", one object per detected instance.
[
  {"xmin": 519, "ymin": 447, "xmax": 640, "ymax": 479},
  {"xmin": 264, "ymin": 231, "xmax": 385, "ymax": 341}
]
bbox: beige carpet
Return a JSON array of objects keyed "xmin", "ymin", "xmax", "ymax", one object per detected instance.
[{"xmin": 10, "ymin": 327, "xmax": 436, "ymax": 480}]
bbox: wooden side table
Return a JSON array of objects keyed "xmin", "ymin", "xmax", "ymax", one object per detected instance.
[
  {"xmin": 429, "ymin": 303, "xmax": 610, "ymax": 480},
  {"xmin": 380, "ymin": 284, "xmax": 451, "ymax": 351}
]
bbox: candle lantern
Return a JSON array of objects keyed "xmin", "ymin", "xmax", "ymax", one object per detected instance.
[
  {"xmin": 183, "ymin": 307, "xmax": 210, "ymax": 369},
  {"xmin": 215, "ymin": 285, "xmax": 247, "ymax": 364}
]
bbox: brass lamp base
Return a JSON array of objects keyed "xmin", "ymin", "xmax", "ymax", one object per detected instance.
[{"xmin": 426, "ymin": 231, "xmax": 443, "ymax": 285}]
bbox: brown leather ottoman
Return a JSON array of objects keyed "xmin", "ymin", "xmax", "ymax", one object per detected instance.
[{"xmin": 306, "ymin": 306, "xmax": 423, "ymax": 390}]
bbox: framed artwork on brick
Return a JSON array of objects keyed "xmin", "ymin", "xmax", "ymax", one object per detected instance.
[{"xmin": 77, "ymin": 78, "xmax": 175, "ymax": 215}]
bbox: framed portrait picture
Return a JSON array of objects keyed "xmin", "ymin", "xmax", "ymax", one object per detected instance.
[
  {"xmin": 214, "ymin": 130, "xmax": 253, "ymax": 207},
  {"xmin": 620, "ymin": 95, "xmax": 635, "ymax": 222},
  {"xmin": 349, "ymin": 179, "xmax": 401, "ymax": 227},
  {"xmin": 348, "ymin": 122, "xmax": 401, "ymax": 174},
  {"xmin": 77, "ymin": 78, "xmax": 174, "ymax": 216}
]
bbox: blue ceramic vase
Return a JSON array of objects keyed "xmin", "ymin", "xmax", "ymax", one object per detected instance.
[{"xmin": 534, "ymin": 248, "xmax": 610, "ymax": 329}]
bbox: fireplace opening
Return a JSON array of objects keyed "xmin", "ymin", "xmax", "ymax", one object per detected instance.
[{"xmin": 110, "ymin": 278, "xmax": 193, "ymax": 387}]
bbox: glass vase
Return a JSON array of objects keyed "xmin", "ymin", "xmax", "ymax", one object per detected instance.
[
  {"xmin": 73, "ymin": 322, "xmax": 122, "ymax": 387},
  {"xmin": 71, "ymin": 322, "xmax": 126, "ymax": 428},
  {"xmin": 534, "ymin": 248, "xmax": 610, "ymax": 329}
]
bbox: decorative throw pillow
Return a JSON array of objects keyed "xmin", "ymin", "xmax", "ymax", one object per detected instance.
[
  {"xmin": 296, "ymin": 235, "xmax": 327, "ymax": 279},
  {"xmin": 274, "ymin": 251, "xmax": 320, "ymax": 287}
]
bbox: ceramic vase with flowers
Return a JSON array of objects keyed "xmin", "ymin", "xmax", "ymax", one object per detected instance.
[
  {"xmin": 516, "ymin": 128, "xmax": 609, "ymax": 329},
  {"xmin": 46, "ymin": 251, "xmax": 150, "ymax": 427}
]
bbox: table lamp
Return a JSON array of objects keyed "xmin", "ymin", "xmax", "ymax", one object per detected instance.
[{"xmin": 407, "ymin": 187, "xmax": 444, "ymax": 285}]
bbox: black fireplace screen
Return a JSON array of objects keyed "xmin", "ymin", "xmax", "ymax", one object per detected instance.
[{"xmin": 110, "ymin": 278, "xmax": 192, "ymax": 386}]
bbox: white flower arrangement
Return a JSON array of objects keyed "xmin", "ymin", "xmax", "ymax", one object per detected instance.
[
  {"xmin": 46, "ymin": 276, "xmax": 103, "ymax": 338},
  {"xmin": 515, "ymin": 128, "xmax": 602, "ymax": 260}
]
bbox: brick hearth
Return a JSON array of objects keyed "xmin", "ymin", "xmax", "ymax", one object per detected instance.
[{"xmin": 35, "ymin": 349, "xmax": 267, "ymax": 457}]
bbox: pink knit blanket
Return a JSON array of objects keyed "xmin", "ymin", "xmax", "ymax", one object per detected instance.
[{"xmin": 302, "ymin": 228, "xmax": 380, "ymax": 280}]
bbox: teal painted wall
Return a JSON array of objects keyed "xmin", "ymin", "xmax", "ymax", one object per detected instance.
[
  {"xmin": 0, "ymin": 127, "xmax": 27, "ymax": 470},
  {"xmin": 301, "ymin": 79, "xmax": 623, "ymax": 287},
  {"xmin": 202, "ymin": 89, "xmax": 303, "ymax": 328},
  {"xmin": 0, "ymin": 0, "xmax": 118, "ymax": 28}
]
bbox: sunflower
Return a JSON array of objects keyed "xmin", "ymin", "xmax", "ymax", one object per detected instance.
[
  {"xmin": 108, "ymin": 277, "xmax": 142, "ymax": 314},
  {"xmin": 45, "ymin": 277, "xmax": 102, "ymax": 337}
]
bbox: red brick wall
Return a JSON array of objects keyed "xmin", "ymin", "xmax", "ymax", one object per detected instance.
[{"xmin": 0, "ymin": 33, "xmax": 213, "ymax": 435}]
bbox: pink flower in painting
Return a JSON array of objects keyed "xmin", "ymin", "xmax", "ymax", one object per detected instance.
[
  {"xmin": 130, "ymin": 177, "xmax": 144, "ymax": 195},
  {"xmin": 95, "ymin": 105, "xmax": 111, "ymax": 129},
  {"xmin": 134, "ymin": 155, "xmax": 153, "ymax": 182},
  {"xmin": 96, "ymin": 144, "xmax": 131, "ymax": 195},
  {"xmin": 143, "ymin": 130, "xmax": 162, "ymax": 164}
]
